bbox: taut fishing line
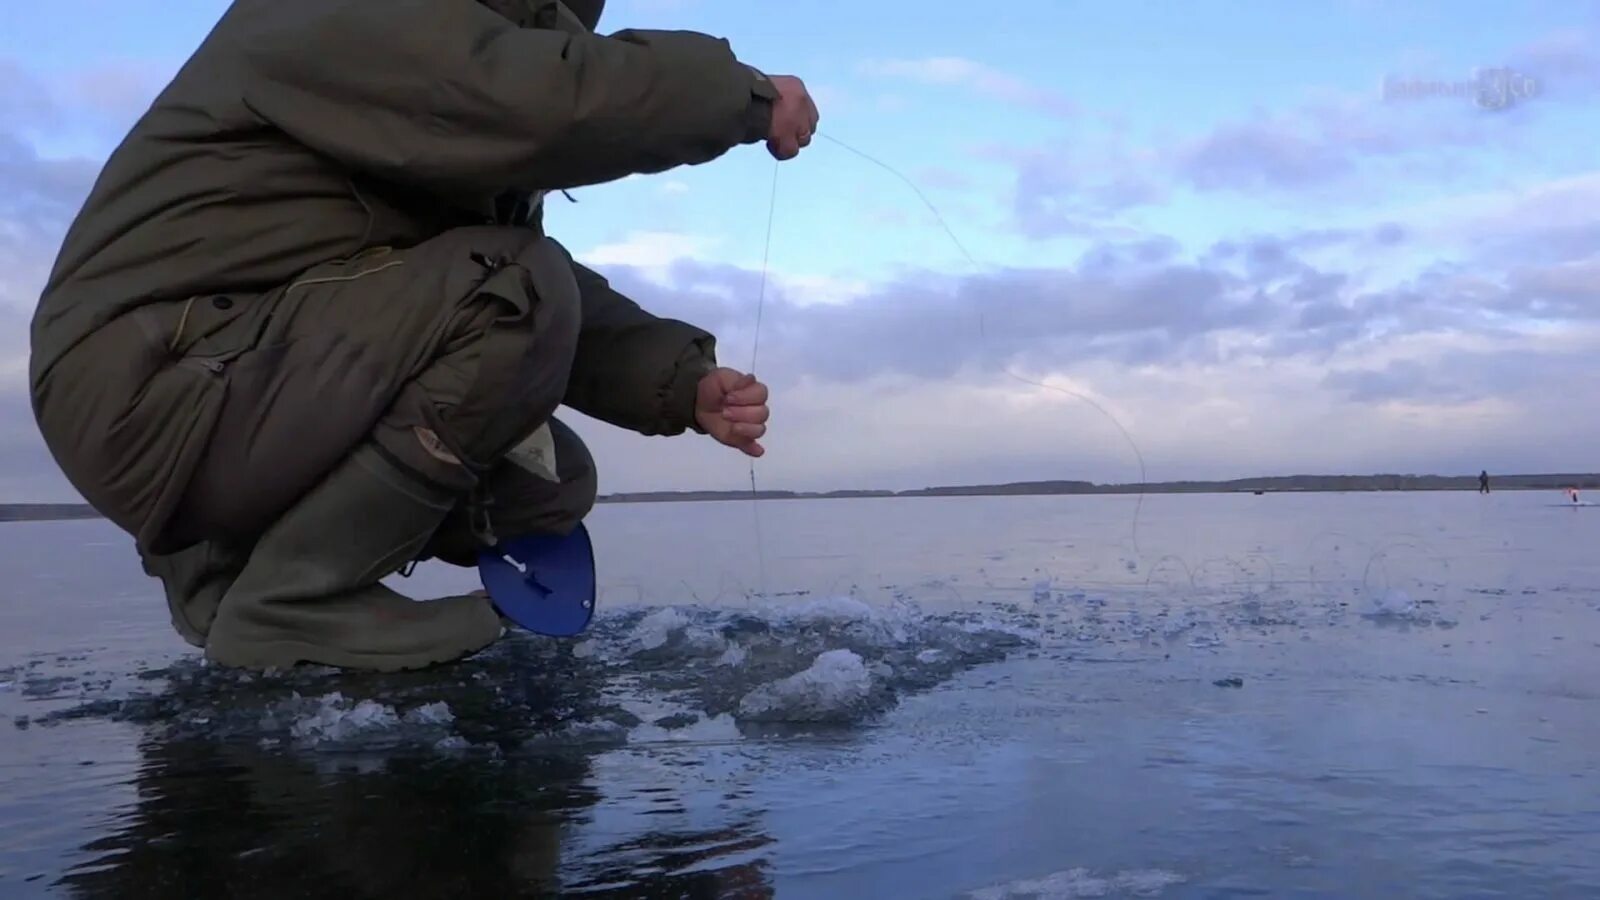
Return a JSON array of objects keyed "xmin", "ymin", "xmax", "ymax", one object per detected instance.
[
  {"xmin": 743, "ymin": 132, "xmax": 1150, "ymax": 600},
  {"xmin": 735, "ymin": 136, "xmax": 1465, "ymax": 629},
  {"xmin": 747, "ymin": 160, "xmax": 780, "ymax": 597}
]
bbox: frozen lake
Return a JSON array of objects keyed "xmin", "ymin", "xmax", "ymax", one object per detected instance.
[{"xmin": 2, "ymin": 490, "xmax": 1597, "ymax": 898}]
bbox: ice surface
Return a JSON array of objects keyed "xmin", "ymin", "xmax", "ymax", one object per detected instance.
[
  {"xmin": 629, "ymin": 712, "xmax": 742, "ymax": 744},
  {"xmin": 405, "ymin": 701, "xmax": 455, "ymax": 726},
  {"xmin": 259, "ymin": 693, "xmax": 460, "ymax": 746},
  {"xmin": 632, "ymin": 607, "xmax": 691, "ymax": 651},
  {"xmin": 967, "ymin": 867, "xmax": 1186, "ymax": 899},
  {"xmin": 738, "ymin": 649, "xmax": 874, "ymax": 723},
  {"xmin": 771, "ymin": 594, "xmax": 879, "ymax": 623},
  {"xmin": 21, "ymin": 592, "xmax": 1030, "ymax": 750},
  {"xmin": 4, "ymin": 492, "xmax": 1593, "ymax": 900},
  {"xmin": 287, "ymin": 694, "xmax": 401, "ymax": 743},
  {"xmin": 1370, "ymin": 588, "xmax": 1417, "ymax": 617},
  {"xmin": 17, "ymin": 549, "xmax": 1469, "ymax": 755}
]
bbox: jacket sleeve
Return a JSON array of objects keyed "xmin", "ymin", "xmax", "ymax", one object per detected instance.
[
  {"xmin": 560, "ymin": 256, "xmax": 718, "ymax": 436},
  {"xmin": 233, "ymin": 1, "xmax": 774, "ymax": 196}
]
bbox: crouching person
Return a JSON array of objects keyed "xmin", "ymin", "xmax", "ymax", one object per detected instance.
[{"xmin": 27, "ymin": 0, "xmax": 807, "ymax": 671}]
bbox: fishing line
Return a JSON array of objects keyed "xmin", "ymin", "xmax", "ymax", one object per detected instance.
[
  {"xmin": 817, "ymin": 133, "xmax": 1146, "ymax": 555},
  {"xmin": 736, "ymin": 131, "xmax": 1164, "ymax": 595},
  {"xmin": 741, "ymin": 131, "xmax": 1148, "ymax": 569},
  {"xmin": 746, "ymin": 160, "xmax": 780, "ymax": 598}
]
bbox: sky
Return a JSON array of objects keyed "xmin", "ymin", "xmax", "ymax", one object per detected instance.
[{"xmin": 2, "ymin": 0, "xmax": 1600, "ymax": 501}]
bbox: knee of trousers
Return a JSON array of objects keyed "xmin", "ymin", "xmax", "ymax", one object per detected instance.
[
  {"xmin": 389, "ymin": 242, "xmax": 584, "ymax": 486},
  {"xmin": 423, "ymin": 417, "xmax": 597, "ymax": 565},
  {"xmin": 441, "ymin": 268, "xmax": 581, "ymax": 467},
  {"xmin": 491, "ymin": 416, "xmax": 598, "ymax": 534}
]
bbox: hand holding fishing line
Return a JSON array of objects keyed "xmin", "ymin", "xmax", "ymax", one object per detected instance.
[
  {"xmin": 762, "ymin": 74, "xmax": 820, "ymax": 159},
  {"xmin": 696, "ymin": 368, "xmax": 771, "ymax": 458}
]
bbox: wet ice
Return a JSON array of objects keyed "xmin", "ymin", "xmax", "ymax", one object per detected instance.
[
  {"xmin": 13, "ymin": 564, "xmax": 1417, "ymax": 755},
  {"xmin": 5, "ymin": 491, "xmax": 1598, "ymax": 898},
  {"xmin": 738, "ymin": 649, "xmax": 874, "ymax": 723},
  {"xmin": 968, "ymin": 867, "xmax": 1187, "ymax": 899},
  {"xmin": 18, "ymin": 593, "xmax": 1034, "ymax": 751}
]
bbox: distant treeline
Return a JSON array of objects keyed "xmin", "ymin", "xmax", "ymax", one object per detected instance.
[
  {"xmin": 0, "ymin": 503, "xmax": 106, "ymax": 522},
  {"xmin": 5, "ymin": 472, "xmax": 1598, "ymax": 520},
  {"xmin": 596, "ymin": 472, "xmax": 1600, "ymax": 504}
]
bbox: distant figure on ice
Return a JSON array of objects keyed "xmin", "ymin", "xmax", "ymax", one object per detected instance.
[{"xmin": 1479, "ymin": 470, "xmax": 1490, "ymax": 494}]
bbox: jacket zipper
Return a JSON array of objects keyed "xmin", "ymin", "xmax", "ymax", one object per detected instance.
[{"xmin": 180, "ymin": 356, "xmax": 228, "ymax": 375}]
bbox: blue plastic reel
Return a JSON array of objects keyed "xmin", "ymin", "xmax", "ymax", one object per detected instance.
[{"xmin": 476, "ymin": 523, "xmax": 597, "ymax": 637}]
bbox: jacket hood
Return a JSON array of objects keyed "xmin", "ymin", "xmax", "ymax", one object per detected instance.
[
  {"xmin": 560, "ymin": 0, "xmax": 604, "ymax": 30},
  {"xmin": 478, "ymin": 0, "xmax": 604, "ymax": 31}
]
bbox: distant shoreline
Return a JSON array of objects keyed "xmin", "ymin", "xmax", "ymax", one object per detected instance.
[
  {"xmin": 597, "ymin": 472, "xmax": 1600, "ymax": 504},
  {"xmin": 5, "ymin": 472, "xmax": 1597, "ymax": 522}
]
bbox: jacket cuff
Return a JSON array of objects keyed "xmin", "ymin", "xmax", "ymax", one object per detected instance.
[
  {"xmin": 669, "ymin": 339, "xmax": 717, "ymax": 435},
  {"xmin": 741, "ymin": 65, "xmax": 778, "ymax": 145}
]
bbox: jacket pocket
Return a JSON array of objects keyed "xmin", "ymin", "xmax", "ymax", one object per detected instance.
[{"xmin": 133, "ymin": 291, "xmax": 275, "ymax": 377}]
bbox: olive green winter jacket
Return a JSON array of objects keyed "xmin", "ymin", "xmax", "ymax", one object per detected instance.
[{"xmin": 30, "ymin": 0, "xmax": 776, "ymax": 433}]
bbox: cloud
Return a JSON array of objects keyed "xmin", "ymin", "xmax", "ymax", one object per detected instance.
[
  {"xmin": 1006, "ymin": 145, "xmax": 1168, "ymax": 239},
  {"xmin": 0, "ymin": 132, "xmax": 99, "ymax": 241},
  {"xmin": 860, "ymin": 57, "xmax": 1079, "ymax": 118},
  {"xmin": 576, "ymin": 230, "xmax": 719, "ymax": 270},
  {"xmin": 0, "ymin": 121, "xmax": 103, "ymax": 502},
  {"xmin": 1, "ymin": 30, "xmax": 1597, "ymax": 502},
  {"xmin": 1174, "ymin": 111, "xmax": 1357, "ymax": 193},
  {"xmin": 583, "ymin": 200, "xmax": 1594, "ymax": 390},
  {"xmin": 0, "ymin": 59, "xmax": 58, "ymax": 134},
  {"xmin": 0, "ymin": 56, "xmax": 139, "ymax": 502},
  {"xmin": 990, "ymin": 22, "xmax": 1592, "ymax": 241},
  {"xmin": 1005, "ymin": 91, "xmax": 1538, "ymax": 241},
  {"xmin": 876, "ymin": 29, "xmax": 1600, "ymax": 241},
  {"xmin": 1394, "ymin": 171, "xmax": 1600, "ymax": 267},
  {"xmin": 1508, "ymin": 27, "xmax": 1600, "ymax": 100},
  {"xmin": 546, "ymin": 157, "xmax": 1600, "ymax": 489},
  {"xmin": 0, "ymin": 54, "xmax": 169, "ymax": 156},
  {"xmin": 0, "ymin": 300, "xmax": 77, "ymax": 501},
  {"xmin": 914, "ymin": 166, "xmax": 977, "ymax": 192}
]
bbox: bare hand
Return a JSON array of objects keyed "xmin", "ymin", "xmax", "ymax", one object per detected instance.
[
  {"xmin": 766, "ymin": 75, "xmax": 819, "ymax": 161},
  {"xmin": 694, "ymin": 368, "xmax": 770, "ymax": 457}
]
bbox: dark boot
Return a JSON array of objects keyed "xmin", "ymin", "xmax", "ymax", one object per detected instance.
[
  {"xmin": 141, "ymin": 541, "xmax": 252, "ymax": 647},
  {"xmin": 203, "ymin": 443, "xmax": 503, "ymax": 672}
]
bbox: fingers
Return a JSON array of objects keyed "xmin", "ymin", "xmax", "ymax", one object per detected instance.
[
  {"xmin": 725, "ymin": 379, "xmax": 768, "ymax": 407},
  {"xmin": 762, "ymin": 74, "xmax": 818, "ymax": 161},
  {"xmin": 718, "ymin": 423, "xmax": 765, "ymax": 457},
  {"xmin": 716, "ymin": 415, "xmax": 766, "ymax": 453},
  {"xmin": 720, "ymin": 403, "xmax": 768, "ymax": 425},
  {"xmin": 737, "ymin": 438, "xmax": 766, "ymax": 458},
  {"xmin": 701, "ymin": 367, "xmax": 770, "ymax": 456},
  {"xmin": 710, "ymin": 368, "xmax": 752, "ymax": 388}
]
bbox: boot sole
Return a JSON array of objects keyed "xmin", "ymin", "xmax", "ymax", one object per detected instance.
[
  {"xmin": 203, "ymin": 613, "xmax": 505, "ymax": 673},
  {"xmin": 203, "ymin": 633, "xmax": 500, "ymax": 672}
]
